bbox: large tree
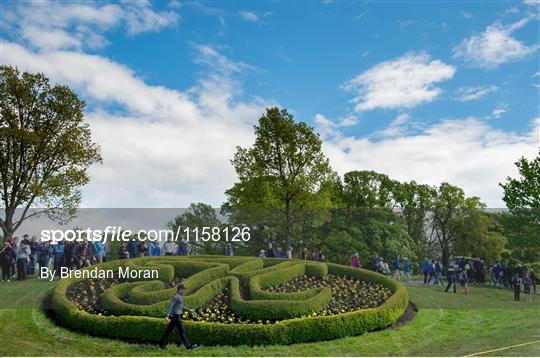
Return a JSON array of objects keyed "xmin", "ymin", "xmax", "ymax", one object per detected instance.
[
  {"xmin": 223, "ymin": 107, "xmax": 335, "ymax": 247},
  {"xmin": 453, "ymin": 198, "xmax": 508, "ymax": 264},
  {"xmin": 0, "ymin": 66, "xmax": 101, "ymax": 240},
  {"xmin": 392, "ymin": 180, "xmax": 436, "ymax": 261},
  {"xmin": 499, "ymin": 152, "xmax": 540, "ymax": 262},
  {"xmin": 168, "ymin": 203, "xmax": 223, "ymax": 255},
  {"xmin": 342, "ymin": 170, "xmax": 395, "ymax": 209},
  {"xmin": 500, "ymin": 151, "xmax": 540, "ymax": 210},
  {"xmin": 429, "ymin": 183, "xmax": 467, "ymax": 265},
  {"xmin": 325, "ymin": 171, "xmax": 415, "ymax": 264}
]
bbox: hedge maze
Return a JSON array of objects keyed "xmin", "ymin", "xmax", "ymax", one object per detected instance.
[{"xmin": 51, "ymin": 256, "xmax": 409, "ymax": 345}]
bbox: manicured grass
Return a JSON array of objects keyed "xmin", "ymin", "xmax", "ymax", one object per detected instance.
[{"xmin": 0, "ymin": 279, "xmax": 539, "ymax": 356}]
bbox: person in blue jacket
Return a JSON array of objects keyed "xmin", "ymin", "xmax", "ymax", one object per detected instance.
[
  {"xmin": 127, "ymin": 239, "xmax": 139, "ymax": 258},
  {"xmin": 224, "ymin": 243, "xmax": 234, "ymax": 256},
  {"xmin": 149, "ymin": 242, "xmax": 162, "ymax": 256},
  {"xmin": 94, "ymin": 239, "xmax": 104, "ymax": 264},
  {"xmin": 53, "ymin": 242, "xmax": 64, "ymax": 272},
  {"xmin": 427, "ymin": 259, "xmax": 436, "ymax": 284},
  {"xmin": 434, "ymin": 259, "xmax": 443, "ymax": 285},
  {"xmin": 370, "ymin": 254, "xmax": 379, "ymax": 271},
  {"xmin": 403, "ymin": 258, "xmax": 412, "ymax": 283},
  {"xmin": 420, "ymin": 258, "xmax": 430, "ymax": 284},
  {"xmin": 392, "ymin": 257, "xmax": 401, "ymax": 282}
]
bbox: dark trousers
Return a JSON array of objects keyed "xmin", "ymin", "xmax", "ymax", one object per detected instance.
[
  {"xmin": 514, "ymin": 290, "xmax": 520, "ymax": 301},
  {"xmin": 423, "ymin": 270, "xmax": 429, "ymax": 284},
  {"xmin": 38, "ymin": 255, "xmax": 50, "ymax": 270},
  {"xmin": 1, "ymin": 260, "xmax": 12, "ymax": 281},
  {"xmin": 54, "ymin": 257, "xmax": 63, "ymax": 272},
  {"xmin": 16, "ymin": 258, "xmax": 28, "ymax": 280},
  {"xmin": 445, "ymin": 279, "xmax": 456, "ymax": 293},
  {"xmin": 160, "ymin": 314, "xmax": 189, "ymax": 347},
  {"xmin": 27, "ymin": 254, "xmax": 37, "ymax": 275}
]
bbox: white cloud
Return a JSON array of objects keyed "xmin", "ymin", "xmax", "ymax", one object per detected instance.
[
  {"xmin": 122, "ymin": 1, "xmax": 179, "ymax": 35},
  {"xmin": 342, "ymin": 52, "xmax": 455, "ymax": 112},
  {"xmin": 376, "ymin": 113, "xmax": 412, "ymax": 138},
  {"xmin": 454, "ymin": 85, "xmax": 499, "ymax": 102},
  {"xmin": 2, "ymin": 0, "xmax": 178, "ymax": 51},
  {"xmin": 453, "ymin": 18, "xmax": 539, "ymax": 69},
  {"xmin": 353, "ymin": 12, "xmax": 367, "ymax": 21},
  {"xmin": 339, "ymin": 116, "xmax": 359, "ymax": 127},
  {"xmin": 314, "ymin": 114, "xmax": 359, "ymax": 140},
  {"xmin": 532, "ymin": 72, "xmax": 540, "ymax": 88},
  {"xmin": 322, "ymin": 118, "xmax": 540, "ymax": 207},
  {"xmin": 239, "ymin": 11, "xmax": 258, "ymax": 22},
  {"xmin": 21, "ymin": 26, "xmax": 83, "ymax": 51},
  {"xmin": 2, "ymin": 41, "xmax": 272, "ymax": 207},
  {"xmin": 315, "ymin": 114, "xmax": 340, "ymax": 140},
  {"xmin": 491, "ymin": 104, "xmax": 509, "ymax": 119},
  {"xmin": 168, "ymin": 0, "xmax": 182, "ymax": 9},
  {"xmin": 192, "ymin": 44, "xmax": 255, "ymax": 75}
]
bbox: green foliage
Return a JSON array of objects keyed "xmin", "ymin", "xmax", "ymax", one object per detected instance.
[
  {"xmin": 167, "ymin": 203, "xmax": 224, "ymax": 255},
  {"xmin": 0, "ymin": 66, "xmax": 101, "ymax": 239},
  {"xmin": 223, "ymin": 107, "xmax": 336, "ymax": 248},
  {"xmin": 430, "ymin": 183, "xmax": 468, "ymax": 265},
  {"xmin": 315, "ymin": 208, "xmax": 415, "ymax": 265},
  {"xmin": 342, "ymin": 171, "xmax": 395, "ymax": 209},
  {"xmin": 499, "ymin": 152, "xmax": 540, "ymax": 262},
  {"xmin": 51, "ymin": 256, "xmax": 408, "ymax": 345},
  {"xmin": 453, "ymin": 205, "xmax": 508, "ymax": 264},
  {"xmin": 500, "ymin": 152, "xmax": 540, "ymax": 210},
  {"xmin": 393, "ymin": 181, "xmax": 436, "ymax": 261}
]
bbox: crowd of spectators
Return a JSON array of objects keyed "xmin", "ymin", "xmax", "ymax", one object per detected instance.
[
  {"xmin": 1, "ymin": 233, "xmax": 537, "ymax": 302},
  {"xmin": 345, "ymin": 253, "xmax": 536, "ymax": 299}
]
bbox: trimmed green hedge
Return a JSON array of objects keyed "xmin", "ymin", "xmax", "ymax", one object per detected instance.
[
  {"xmin": 51, "ymin": 256, "xmax": 409, "ymax": 346},
  {"xmin": 249, "ymin": 262, "xmax": 327, "ymax": 301}
]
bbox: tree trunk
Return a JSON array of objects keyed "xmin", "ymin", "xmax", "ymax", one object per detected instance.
[
  {"xmin": 1, "ymin": 207, "xmax": 15, "ymax": 241},
  {"xmin": 441, "ymin": 239, "xmax": 450, "ymax": 267},
  {"xmin": 285, "ymin": 197, "xmax": 292, "ymax": 246}
]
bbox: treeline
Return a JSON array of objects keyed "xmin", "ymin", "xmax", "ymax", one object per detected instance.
[
  {"xmin": 171, "ymin": 108, "xmax": 540, "ymax": 267},
  {"xmin": 3, "ymin": 68, "xmax": 537, "ymax": 267}
]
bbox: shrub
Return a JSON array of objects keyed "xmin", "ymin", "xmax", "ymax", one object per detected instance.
[
  {"xmin": 51, "ymin": 256, "xmax": 408, "ymax": 346},
  {"xmin": 249, "ymin": 262, "xmax": 327, "ymax": 301}
]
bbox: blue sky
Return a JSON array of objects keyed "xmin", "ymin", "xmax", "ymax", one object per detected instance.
[
  {"xmin": 95, "ymin": 1, "xmax": 539, "ymax": 134},
  {"xmin": 1, "ymin": 0, "xmax": 539, "ymax": 207}
]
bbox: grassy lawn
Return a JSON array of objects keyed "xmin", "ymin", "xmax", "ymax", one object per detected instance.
[{"xmin": 0, "ymin": 279, "xmax": 539, "ymax": 356}]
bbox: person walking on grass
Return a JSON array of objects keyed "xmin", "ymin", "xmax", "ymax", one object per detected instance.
[
  {"xmin": 159, "ymin": 283, "xmax": 198, "ymax": 350},
  {"xmin": 530, "ymin": 269, "xmax": 536, "ymax": 293},
  {"xmin": 427, "ymin": 259, "xmax": 436, "ymax": 284},
  {"xmin": 421, "ymin": 258, "xmax": 430, "ymax": 284},
  {"xmin": 0, "ymin": 242, "xmax": 16, "ymax": 282},
  {"xmin": 445, "ymin": 265, "xmax": 457, "ymax": 294},
  {"xmin": 403, "ymin": 258, "xmax": 412, "ymax": 283},
  {"xmin": 434, "ymin": 259, "xmax": 444, "ymax": 286},
  {"xmin": 512, "ymin": 273, "xmax": 522, "ymax": 302},
  {"xmin": 523, "ymin": 273, "xmax": 533, "ymax": 302},
  {"xmin": 458, "ymin": 268, "xmax": 469, "ymax": 296},
  {"xmin": 392, "ymin": 257, "xmax": 401, "ymax": 282},
  {"xmin": 15, "ymin": 239, "xmax": 31, "ymax": 281}
]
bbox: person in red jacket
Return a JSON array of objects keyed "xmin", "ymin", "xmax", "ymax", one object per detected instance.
[{"xmin": 351, "ymin": 253, "xmax": 361, "ymax": 268}]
